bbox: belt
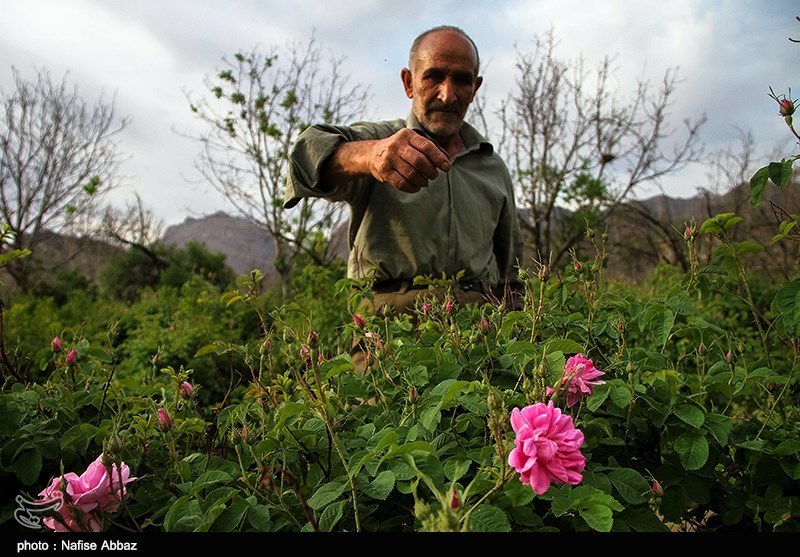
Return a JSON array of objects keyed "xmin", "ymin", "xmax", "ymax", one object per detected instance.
[{"xmin": 372, "ymin": 279, "xmax": 485, "ymax": 294}]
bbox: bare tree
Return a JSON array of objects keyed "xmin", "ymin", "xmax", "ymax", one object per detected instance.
[
  {"xmin": 0, "ymin": 66, "xmax": 128, "ymax": 291},
  {"xmin": 102, "ymin": 193, "xmax": 166, "ymax": 270},
  {"xmin": 185, "ymin": 34, "xmax": 370, "ymax": 299},
  {"xmin": 479, "ymin": 29, "xmax": 706, "ymax": 268}
]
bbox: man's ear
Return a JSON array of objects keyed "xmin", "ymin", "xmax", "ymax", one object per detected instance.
[
  {"xmin": 471, "ymin": 75, "xmax": 484, "ymax": 100},
  {"xmin": 401, "ymin": 67, "xmax": 413, "ymax": 99}
]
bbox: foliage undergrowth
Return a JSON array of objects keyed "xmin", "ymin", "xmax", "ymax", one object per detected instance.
[{"xmin": 1, "ymin": 233, "xmax": 798, "ymax": 533}]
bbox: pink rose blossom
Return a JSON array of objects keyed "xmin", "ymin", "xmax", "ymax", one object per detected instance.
[
  {"xmin": 37, "ymin": 454, "xmax": 135, "ymax": 532},
  {"xmin": 157, "ymin": 407, "xmax": 172, "ymax": 430},
  {"xmin": 560, "ymin": 354, "xmax": 605, "ymax": 407},
  {"xmin": 68, "ymin": 455, "xmax": 136, "ymax": 514},
  {"xmin": 508, "ymin": 401, "xmax": 586, "ymax": 495},
  {"xmin": 178, "ymin": 381, "xmax": 194, "ymax": 399}
]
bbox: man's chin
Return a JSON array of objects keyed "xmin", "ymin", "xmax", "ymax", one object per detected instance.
[{"xmin": 422, "ymin": 117, "xmax": 462, "ymax": 138}]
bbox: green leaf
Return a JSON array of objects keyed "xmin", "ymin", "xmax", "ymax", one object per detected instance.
[
  {"xmin": 164, "ymin": 496, "xmax": 202, "ymax": 532},
  {"xmin": 420, "ymin": 404, "xmax": 442, "ymax": 431},
  {"xmin": 775, "ymin": 439, "xmax": 800, "ymax": 456},
  {"xmin": 737, "ymin": 440, "xmax": 764, "ymax": 451},
  {"xmin": 543, "ymin": 338, "xmax": 584, "ymax": 355},
  {"xmin": 307, "ymin": 480, "xmax": 347, "ymax": 510},
  {"xmin": 503, "ymin": 477, "xmax": 536, "ymax": 507},
  {"xmin": 749, "ymin": 166, "xmax": 769, "ymax": 207},
  {"xmin": 360, "ymin": 470, "xmax": 395, "ymax": 500},
  {"xmin": 14, "ymin": 448, "xmax": 42, "ymax": 485},
  {"xmin": 674, "ymin": 404, "xmax": 705, "ymax": 429},
  {"xmin": 319, "ymin": 501, "xmax": 345, "ymax": 532},
  {"xmin": 247, "ymin": 505, "xmax": 271, "ymax": 531},
  {"xmin": 579, "ymin": 504, "xmax": 614, "ymax": 532},
  {"xmin": 703, "ymin": 414, "xmax": 732, "ymax": 446},
  {"xmin": 467, "ymin": 504, "xmax": 511, "ymax": 532},
  {"xmin": 609, "ymin": 383, "xmax": 632, "ymax": 408},
  {"xmin": 0, "ymin": 400, "xmax": 21, "ymax": 435},
  {"xmin": 674, "ymin": 432, "xmax": 709, "ymax": 470},
  {"xmin": 210, "ymin": 496, "xmax": 249, "ymax": 532},
  {"xmin": 608, "ymin": 468, "xmax": 651, "ymax": 505},
  {"xmin": 616, "ymin": 508, "xmax": 670, "ymax": 532},
  {"xmin": 443, "ymin": 459, "xmax": 471, "ymax": 482},
  {"xmin": 656, "ymin": 309, "xmax": 675, "ymax": 346},
  {"xmin": 768, "ymin": 159, "xmax": 794, "ymax": 187},
  {"xmin": 190, "ymin": 470, "xmax": 232, "ymax": 495}
]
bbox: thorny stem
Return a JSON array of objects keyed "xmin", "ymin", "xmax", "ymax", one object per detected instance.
[{"xmin": 309, "ymin": 347, "xmax": 362, "ymax": 532}]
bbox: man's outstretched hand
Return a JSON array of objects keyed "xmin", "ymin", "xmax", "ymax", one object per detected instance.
[{"xmin": 368, "ymin": 129, "xmax": 451, "ymax": 193}]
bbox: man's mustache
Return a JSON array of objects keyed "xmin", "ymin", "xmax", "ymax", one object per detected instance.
[{"xmin": 427, "ymin": 101, "xmax": 460, "ymax": 112}]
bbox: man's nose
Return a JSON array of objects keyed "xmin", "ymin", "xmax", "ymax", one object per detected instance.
[{"xmin": 437, "ymin": 78, "xmax": 457, "ymax": 105}]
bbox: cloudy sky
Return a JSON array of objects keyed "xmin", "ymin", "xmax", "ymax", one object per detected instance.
[{"xmin": 1, "ymin": 0, "xmax": 798, "ymax": 227}]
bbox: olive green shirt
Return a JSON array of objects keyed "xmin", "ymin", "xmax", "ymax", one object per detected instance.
[{"xmin": 284, "ymin": 113, "xmax": 524, "ymax": 287}]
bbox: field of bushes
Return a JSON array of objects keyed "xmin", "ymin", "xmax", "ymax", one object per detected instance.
[{"xmin": 1, "ymin": 210, "xmax": 798, "ymax": 534}]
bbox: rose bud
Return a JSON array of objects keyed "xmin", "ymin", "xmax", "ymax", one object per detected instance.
[
  {"xmin": 66, "ymin": 348, "xmax": 77, "ymax": 366},
  {"xmin": 157, "ymin": 407, "xmax": 172, "ymax": 431},
  {"xmin": 179, "ymin": 381, "xmax": 194, "ymax": 399},
  {"xmin": 352, "ymin": 314, "xmax": 366, "ymax": 328},
  {"xmin": 52, "ymin": 336, "xmax": 62, "ymax": 352}
]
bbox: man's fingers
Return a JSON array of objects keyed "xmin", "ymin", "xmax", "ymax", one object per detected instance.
[{"xmin": 407, "ymin": 132, "xmax": 451, "ymax": 172}]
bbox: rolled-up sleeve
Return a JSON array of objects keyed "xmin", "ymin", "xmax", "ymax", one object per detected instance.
[{"xmin": 283, "ymin": 125, "xmax": 346, "ymax": 209}]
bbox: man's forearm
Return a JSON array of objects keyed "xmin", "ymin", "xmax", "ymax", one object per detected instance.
[{"xmin": 320, "ymin": 140, "xmax": 379, "ymax": 188}]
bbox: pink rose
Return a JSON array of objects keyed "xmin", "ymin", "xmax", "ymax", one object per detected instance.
[
  {"xmin": 68, "ymin": 455, "xmax": 136, "ymax": 514},
  {"xmin": 157, "ymin": 407, "xmax": 172, "ymax": 430},
  {"xmin": 66, "ymin": 348, "xmax": 77, "ymax": 366},
  {"xmin": 560, "ymin": 354, "xmax": 605, "ymax": 407},
  {"xmin": 178, "ymin": 381, "xmax": 194, "ymax": 399},
  {"xmin": 52, "ymin": 336, "xmax": 62, "ymax": 352},
  {"xmin": 37, "ymin": 454, "xmax": 135, "ymax": 532},
  {"xmin": 508, "ymin": 401, "xmax": 586, "ymax": 495}
]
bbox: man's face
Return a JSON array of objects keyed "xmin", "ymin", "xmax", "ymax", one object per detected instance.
[{"xmin": 402, "ymin": 31, "xmax": 483, "ymax": 139}]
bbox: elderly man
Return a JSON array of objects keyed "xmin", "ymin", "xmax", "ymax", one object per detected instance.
[{"xmin": 284, "ymin": 25, "xmax": 524, "ymax": 319}]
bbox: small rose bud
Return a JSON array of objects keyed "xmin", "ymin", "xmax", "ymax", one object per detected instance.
[
  {"xmin": 478, "ymin": 317, "xmax": 491, "ymax": 334},
  {"xmin": 618, "ymin": 321, "xmax": 625, "ymax": 332},
  {"xmin": 586, "ymin": 227, "xmax": 594, "ymax": 238},
  {"xmin": 241, "ymin": 424, "xmax": 247, "ymax": 441},
  {"xmin": 652, "ymin": 480, "xmax": 663, "ymax": 497},
  {"xmin": 538, "ymin": 265, "xmax": 548, "ymax": 281},
  {"xmin": 574, "ymin": 261, "xmax": 582, "ymax": 272},
  {"xmin": 450, "ymin": 486, "xmax": 460, "ymax": 510},
  {"xmin": 421, "ymin": 302, "xmax": 432, "ymax": 314},
  {"xmin": 545, "ymin": 386, "xmax": 555, "ymax": 399},
  {"xmin": 299, "ymin": 344, "xmax": 311, "ymax": 363},
  {"xmin": 308, "ymin": 330, "xmax": 318, "ymax": 346},
  {"xmin": 725, "ymin": 350, "xmax": 733, "ymax": 363},
  {"xmin": 179, "ymin": 381, "xmax": 194, "ymax": 399},
  {"xmin": 684, "ymin": 226, "xmax": 693, "ymax": 240},
  {"xmin": 52, "ymin": 336, "xmax": 62, "ymax": 352},
  {"xmin": 317, "ymin": 353, "xmax": 325, "ymax": 364},
  {"xmin": 157, "ymin": 407, "xmax": 172, "ymax": 430},
  {"xmin": 699, "ymin": 343, "xmax": 706, "ymax": 356},
  {"xmin": 411, "ymin": 386, "xmax": 417, "ymax": 404},
  {"xmin": 352, "ymin": 314, "xmax": 366, "ymax": 328},
  {"xmin": 444, "ymin": 299, "xmax": 453, "ymax": 314},
  {"xmin": 66, "ymin": 348, "xmax": 77, "ymax": 366},
  {"xmin": 778, "ymin": 97, "xmax": 795, "ymax": 117}
]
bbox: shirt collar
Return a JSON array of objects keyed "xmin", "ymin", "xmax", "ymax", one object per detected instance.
[{"xmin": 405, "ymin": 111, "xmax": 494, "ymax": 156}]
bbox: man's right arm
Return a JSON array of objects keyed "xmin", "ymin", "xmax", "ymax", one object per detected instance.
[
  {"xmin": 284, "ymin": 122, "xmax": 451, "ymax": 209},
  {"xmin": 321, "ymin": 129, "xmax": 451, "ymax": 194}
]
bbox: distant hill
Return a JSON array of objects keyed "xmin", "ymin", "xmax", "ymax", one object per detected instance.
[{"xmin": 162, "ymin": 211, "xmax": 278, "ymax": 281}]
